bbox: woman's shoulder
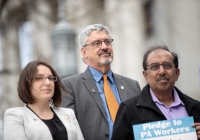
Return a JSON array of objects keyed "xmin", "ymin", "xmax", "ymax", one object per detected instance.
[
  {"xmin": 5, "ymin": 106, "xmax": 26, "ymax": 113},
  {"xmin": 52, "ymin": 107, "xmax": 74, "ymax": 114},
  {"xmin": 4, "ymin": 106, "xmax": 28, "ymax": 118}
]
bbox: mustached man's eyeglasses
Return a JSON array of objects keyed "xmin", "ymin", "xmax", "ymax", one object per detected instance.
[{"xmin": 147, "ymin": 62, "xmax": 174, "ymax": 71}]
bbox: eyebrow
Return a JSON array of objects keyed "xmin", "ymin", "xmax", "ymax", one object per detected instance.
[
  {"xmin": 34, "ymin": 74, "xmax": 53, "ymax": 76},
  {"xmin": 149, "ymin": 61, "xmax": 173, "ymax": 64}
]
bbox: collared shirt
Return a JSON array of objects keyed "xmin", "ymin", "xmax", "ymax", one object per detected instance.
[
  {"xmin": 150, "ymin": 88, "xmax": 189, "ymax": 120},
  {"xmin": 89, "ymin": 66, "xmax": 121, "ymax": 140}
]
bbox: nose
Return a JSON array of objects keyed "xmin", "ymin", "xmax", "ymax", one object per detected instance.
[
  {"xmin": 44, "ymin": 78, "xmax": 50, "ymax": 84},
  {"xmin": 158, "ymin": 65, "xmax": 166, "ymax": 74},
  {"xmin": 100, "ymin": 41, "xmax": 109, "ymax": 49}
]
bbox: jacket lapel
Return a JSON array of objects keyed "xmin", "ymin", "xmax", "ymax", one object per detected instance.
[
  {"xmin": 24, "ymin": 106, "xmax": 53, "ymax": 140},
  {"xmin": 138, "ymin": 85, "xmax": 166, "ymax": 117},
  {"xmin": 113, "ymin": 74, "xmax": 129, "ymax": 102},
  {"xmin": 82, "ymin": 67, "xmax": 107, "ymax": 119},
  {"xmin": 53, "ymin": 109, "xmax": 69, "ymax": 128}
]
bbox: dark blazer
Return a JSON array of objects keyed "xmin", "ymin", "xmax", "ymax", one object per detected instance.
[
  {"xmin": 61, "ymin": 67, "xmax": 141, "ymax": 140},
  {"xmin": 111, "ymin": 84, "xmax": 200, "ymax": 140}
]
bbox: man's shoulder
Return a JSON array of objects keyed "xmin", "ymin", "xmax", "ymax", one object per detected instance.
[
  {"xmin": 123, "ymin": 94, "xmax": 140, "ymax": 106},
  {"xmin": 61, "ymin": 68, "xmax": 90, "ymax": 82},
  {"xmin": 62, "ymin": 73, "xmax": 83, "ymax": 81},
  {"xmin": 113, "ymin": 73, "xmax": 138, "ymax": 82},
  {"xmin": 175, "ymin": 86, "xmax": 200, "ymax": 104}
]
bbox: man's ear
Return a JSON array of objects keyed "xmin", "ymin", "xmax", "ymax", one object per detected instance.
[
  {"xmin": 176, "ymin": 68, "xmax": 180, "ymax": 81},
  {"xmin": 81, "ymin": 47, "xmax": 87, "ymax": 58},
  {"xmin": 143, "ymin": 70, "xmax": 148, "ymax": 81}
]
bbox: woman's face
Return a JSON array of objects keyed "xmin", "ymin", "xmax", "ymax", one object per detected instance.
[{"xmin": 31, "ymin": 65, "xmax": 55, "ymax": 103}]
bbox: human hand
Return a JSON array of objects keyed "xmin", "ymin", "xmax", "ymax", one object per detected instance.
[{"xmin": 192, "ymin": 123, "xmax": 200, "ymax": 139}]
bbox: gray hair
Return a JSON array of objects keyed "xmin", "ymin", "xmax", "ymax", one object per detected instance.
[{"xmin": 78, "ymin": 24, "xmax": 111, "ymax": 47}]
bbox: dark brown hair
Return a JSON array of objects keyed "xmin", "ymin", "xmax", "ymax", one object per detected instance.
[
  {"xmin": 142, "ymin": 45, "xmax": 179, "ymax": 70},
  {"xmin": 18, "ymin": 60, "xmax": 67, "ymax": 107}
]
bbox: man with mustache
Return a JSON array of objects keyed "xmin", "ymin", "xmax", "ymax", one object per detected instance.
[
  {"xmin": 111, "ymin": 45, "xmax": 200, "ymax": 140},
  {"xmin": 61, "ymin": 24, "xmax": 141, "ymax": 140}
]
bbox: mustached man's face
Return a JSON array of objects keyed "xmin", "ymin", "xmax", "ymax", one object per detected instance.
[{"xmin": 143, "ymin": 49, "xmax": 180, "ymax": 94}]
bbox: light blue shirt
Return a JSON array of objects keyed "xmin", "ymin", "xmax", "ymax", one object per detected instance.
[
  {"xmin": 150, "ymin": 88, "xmax": 189, "ymax": 120},
  {"xmin": 89, "ymin": 66, "xmax": 121, "ymax": 140}
]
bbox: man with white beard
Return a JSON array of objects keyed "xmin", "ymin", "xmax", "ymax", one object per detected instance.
[{"xmin": 61, "ymin": 24, "xmax": 141, "ymax": 140}]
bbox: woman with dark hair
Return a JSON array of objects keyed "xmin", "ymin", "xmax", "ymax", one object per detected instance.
[{"xmin": 4, "ymin": 60, "xmax": 84, "ymax": 140}]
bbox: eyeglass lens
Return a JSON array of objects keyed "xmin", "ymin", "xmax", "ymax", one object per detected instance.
[
  {"xmin": 85, "ymin": 39, "xmax": 113, "ymax": 47},
  {"xmin": 148, "ymin": 62, "xmax": 173, "ymax": 71},
  {"xmin": 34, "ymin": 75, "xmax": 57, "ymax": 82}
]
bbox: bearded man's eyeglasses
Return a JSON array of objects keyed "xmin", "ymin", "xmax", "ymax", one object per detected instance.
[{"xmin": 83, "ymin": 39, "xmax": 114, "ymax": 48}]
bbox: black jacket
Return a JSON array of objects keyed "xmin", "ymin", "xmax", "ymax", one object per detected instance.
[{"xmin": 111, "ymin": 84, "xmax": 200, "ymax": 140}]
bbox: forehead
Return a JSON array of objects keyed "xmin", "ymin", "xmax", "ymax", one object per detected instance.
[
  {"xmin": 87, "ymin": 30, "xmax": 110, "ymax": 42},
  {"xmin": 147, "ymin": 49, "xmax": 173, "ymax": 63},
  {"xmin": 35, "ymin": 65, "xmax": 52, "ymax": 74}
]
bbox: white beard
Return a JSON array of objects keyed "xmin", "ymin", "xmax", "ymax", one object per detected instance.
[{"xmin": 100, "ymin": 57, "xmax": 113, "ymax": 64}]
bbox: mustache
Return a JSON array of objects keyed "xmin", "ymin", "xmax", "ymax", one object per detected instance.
[
  {"xmin": 157, "ymin": 76, "xmax": 169, "ymax": 81},
  {"xmin": 98, "ymin": 49, "xmax": 111, "ymax": 56}
]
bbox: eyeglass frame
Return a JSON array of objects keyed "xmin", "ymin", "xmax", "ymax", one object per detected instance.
[
  {"xmin": 83, "ymin": 39, "xmax": 114, "ymax": 48},
  {"xmin": 146, "ymin": 62, "xmax": 174, "ymax": 71},
  {"xmin": 33, "ymin": 75, "xmax": 57, "ymax": 82}
]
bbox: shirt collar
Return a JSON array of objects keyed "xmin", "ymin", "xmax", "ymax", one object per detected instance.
[
  {"xmin": 88, "ymin": 66, "xmax": 113, "ymax": 83},
  {"xmin": 150, "ymin": 88, "xmax": 185, "ymax": 106}
]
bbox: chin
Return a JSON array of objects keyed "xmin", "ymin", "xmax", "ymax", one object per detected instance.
[{"xmin": 100, "ymin": 58, "xmax": 113, "ymax": 64}]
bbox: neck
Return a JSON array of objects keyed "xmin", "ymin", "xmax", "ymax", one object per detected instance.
[
  {"xmin": 91, "ymin": 64, "xmax": 111, "ymax": 75},
  {"xmin": 153, "ymin": 89, "xmax": 174, "ymax": 107},
  {"xmin": 99, "ymin": 66, "xmax": 110, "ymax": 74},
  {"xmin": 28, "ymin": 101, "xmax": 53, "ymax": 119}
]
